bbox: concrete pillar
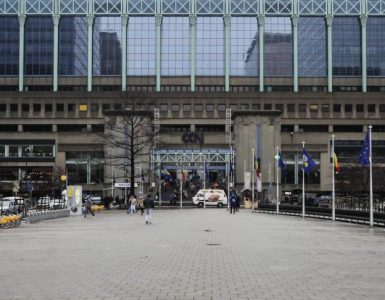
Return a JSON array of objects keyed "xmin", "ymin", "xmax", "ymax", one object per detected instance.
[
  {"xmin": 326, "ymin": 15, "xmax": 333, "ymax": 93},
  {"xmin": 18, "ymin": 14, "xmax": 26, "ymax": 92},
  {"xmin": 257, "ymin": 15, "xmax": 265, "ymax": 92},
  {"xmin": 155, "ymin": 14, "xmax": 163, "ymax": 92},
  {"xmin": 360, "ymin": 15, "xmax": 367, "ymax": 93},
  {"xmin": 53, "ymin": 14, "xmax": 60, "ymax": 92},
  {"xmin": 189, "ymin": 15, "xmax": 197, "ymax": 92},
  {"xmin": 87, "ymin": 15, "xmax": 94, "ymax": 92},
  {"xmin": 224, "ymin": 14, "xmax": 231, "ymax": 92},
  {"xmin": 121, "ymin": 14, "xmax": 128, "ymax": 92},
  {"xmin": 291, "ymin": 15, "xmax": 299, "ymax": 92}
]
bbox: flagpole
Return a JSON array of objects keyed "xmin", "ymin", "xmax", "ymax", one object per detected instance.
[
  {"xmin": 140, "ymin": 163, "xmax": 143, "ymax": 195},
  {"xmin": 227, "ymin": 153, "xmax": 230, "ymax": 211},
  {"xmin": 302, "ymin": 141, "xmax": 305, "ymax": 218},
  {"xmin": 180, "ymin": 162, "xmax": 183, "ymax": 209},
  {"xmin": 331, "ymin": 135, "xmax": 335, "ymax": 221},
  {"xmin": 203, "ymin": 155, "xmax": 206, "ymax": 209},
  {"xmin": 158, "ymin": 161, "xmax": 162, "ymax": 208},
  {"xmin": 252, "ymin": 148, "xmax": 255, "ymax": 211},
  {"xmin": 369, "ymin": 125, "xmax": 373, "ymax": 227},
  {"xmin": 276, "ymin": 146, "xmax": 279, "ymax": 214}
]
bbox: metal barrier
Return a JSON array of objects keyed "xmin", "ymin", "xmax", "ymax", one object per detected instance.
[
  {"xmin": 25, "ymin": 209, "xmax": 70, "ymax": 224},
  {"xmin": 256, "ymin": 204, "xmax": 385, "ymax": 227}
]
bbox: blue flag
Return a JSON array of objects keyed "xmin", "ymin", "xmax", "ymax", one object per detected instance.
[
  {"xmin": 161, "ymin": 168, "xmax": 172, "ymax": 181},
  {"xmin": 302, "ymin": 148, "xmax": 316, "ymax": 174},
  {"xmin": 141, "ymin": 167, "xmax": 145, "ymax": 182},
  {"xmin": 359, "ymin": 132, "xmax": 370, "ymax": 166},
  {"xmin": 277, "ymin": 152, "xmax": 288, "ymax": 177},
  {"xmin": 229, "ymin": 156, "xmax": 234, "ymax": 177},
  {"xmin": 205, "ymin": 163, "xmax": 209, "ymax": 180}
]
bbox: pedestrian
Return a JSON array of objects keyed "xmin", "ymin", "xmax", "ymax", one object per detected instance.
[
  {"xmin": 143, "ymin": 193, "xmax": 154, "ymax": 224},
  {"xmin": 230, "ymin": 190, "xmax": 237, "ymax": 214},
  {"xmin": 137, "ymin": 195, "xmax": 145, "ymax": 215},
  {"xmin": 127, "ymin": 195, "xmax": 137, "ymax": 214},
  {"xmin": 169, "ymin": 192, "xmax": 174, "ymax": 206},
  {"xmin": 84, "ymin": 197, "xmax": 95, "ymax": 218}
]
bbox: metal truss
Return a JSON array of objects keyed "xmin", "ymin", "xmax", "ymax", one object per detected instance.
[
  {"xmin": 0, "ymin": 0, "xmax": 383, "ymax": 15},
  {"xmin": 151, "ymin": 149, "xmax": 232, "ymax": 164}
]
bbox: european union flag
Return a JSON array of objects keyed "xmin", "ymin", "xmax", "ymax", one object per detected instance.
[
  {"xmin": 302, "ymin": 148, "xmax": 316, "ymax": 174},
  {"xmin": 359, "ymin": 132, "xmax": 370, "ymax": 166},
  {"xmin": 141, "ymin": 167, "xmax": 145, "ymax": 182},
  {"xmin": 278, "ymin": 152, "xmax": 288, "ymax": 177},
  {"xmin": 161, "ymin": 168, "xmax": 172, "ymax": 181},
  {"xmin": 205, "ymin": 163, "xmax": 209, "ymax": 179}
]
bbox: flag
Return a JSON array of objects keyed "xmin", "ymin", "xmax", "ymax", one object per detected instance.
[
  {"xmin": 302, "ymin": 148, "xmax": 316, "ymax": 174},
  {"xmin": 181, "ymin": 168, "xmax": 187, "ymax": 182},
  {"xmin": 229, "ymin": 156, "xmax": 234, "ymax": 177},
  {"xmin": 161, "ymin": 168, "xmax": 172, "ymax": 181},
  {"xmin": 359, "ymin": 132, "xmax": 370, "ymax": 166},
  {"xmin": 255, "ymin": 156, "xmax": 262, "ymax": 192},
  {"xmin": 205, "ymin": 163, "xmax": 209, "ymax": 180},
  {"xmin": 276, "ymin": 152, "xmax": 288, "ymax": 177},
  {"xmin": 332, "ymin": 153, "xmax": 340, "ymax": 174},
  {"xmin": 141, "ymin": 166, "xmax": 145, "ymax": 182}
]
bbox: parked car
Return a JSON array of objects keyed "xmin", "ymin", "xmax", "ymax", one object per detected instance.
[
  {"xmin": 1, "ymin": 197, "xmax": 24, "ymax": 214},
  {"xmin": 49, "ymin": 198, "xmax": 66, "ymax": 209},
  {"xmin": 192, "ymin": 189, "xmax": 227, "ymax": 208},
  {"xmin": 37, "ymin": 196, "xmax": 50, "ymax": 210},
  {"xmin": 317, "ymin": 195, "xmax": 333, "ymax": 208}
]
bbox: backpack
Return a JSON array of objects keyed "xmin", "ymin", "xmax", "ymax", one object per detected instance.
[{"xmin": 230, "ymin": 194, "xmax": 237, "ymax": 204}]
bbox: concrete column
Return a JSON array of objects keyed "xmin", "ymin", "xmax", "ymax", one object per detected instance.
[
  {"xmin": 155, "ymin": 14, "xmax": 163, "ymax": 92},
  {"xmin": 257, "ymin": 15, "xmax": 265, "ymax": 92},
  {"xmin": 291, "ymin": 15, "xmax": 299, "ymax": 92},
  {"xmin": 223, "ymin": 14, "xmax": 231, "ymax": 92},
  {"xmin": 189, "ymin": 15, "xmax": 197, "ymax": 92},
  {"xmin": 53, "ymin": 14, "xmax": 60, "ymax": 92},
  {"xmin": 121, "ymin": 14, "xmax": 128, "ymax": 92},
  {"xmin": 18, "ymin": 14, "xmax": 26, "ymax": 92},
  {"xmin": 326, "ymin": 15, "xmax": 333, "ymax": 93},
  {"xmin": 87, "ymin": 15, "xmax": 94, "ymax": 92},
  {"xmin": 360, "ymin": 15, "xmax": 367, "ymax": 93}
]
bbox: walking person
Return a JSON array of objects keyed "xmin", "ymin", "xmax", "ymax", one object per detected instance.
[
  {"xmin": 144, "ymin": 193, "xmax": 154, "ymax": 224},
  {"xmin": 128, "ymin": 195, "xmax": 137, "ymax": 214},
  {"xmin": 230, "ymin": 190, "xmax": 237, "ymax": 214},
  {"xmin": 83, "ymin": 197, "xmax": 95, "ymax": 218},
  {"xmin": 137, "ymin": 195, "xmax": 145, "ymax": 215}
]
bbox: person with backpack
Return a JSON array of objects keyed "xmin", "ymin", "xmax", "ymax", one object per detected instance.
[
  {"xmin": 143, "ymin": 193, "xmax": 154, "ymax": 224},
  {"xmin": 83, "ymin": 197, "xmax": 95, "ymax": 218},
  {"xmin": 230, "ymin": 190, "xmax": 238, "ymax": 214}
]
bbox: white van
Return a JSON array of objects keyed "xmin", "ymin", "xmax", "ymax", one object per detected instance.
[{"xmin": 192, "ymin": 189, "xmax": 227, "ymax": 208}]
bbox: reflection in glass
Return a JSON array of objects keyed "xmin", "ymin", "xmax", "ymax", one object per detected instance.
[
  {"xmin": 196, "ymin": 17, "xmax": 224, "ymax": 76},
  {"xmin": 332, "ymin": 17, "xmax": 361, "ymax": 77},
  {"xmin": 25, "ymin": 17, "xmax": 53, "ymax": 75},
  {"xmin": 127, "ymin": 17, "xmax": 156, "ymax": 76},
  {"xmin": 367, "ymin": 17, "xmax": 385, "ymax": 77},
  {"xmin": 299, "ymin": 17, "xmax": 326, "ymax": 77},
  {"xmin": 59, "ymin": 17, "xmax": 87, "ymax": 76},
  {"xmin": 230, "ymin": 17, "xmax": 258, "ymax": 76},
  {"xmin": 0, "ymin": 16, "xmax": 19, "ymax": 76},
  {"xmin": 265, "ymin": 17, "xmax": 292, "ymax": 76},
  {"xmin": 93, "ymin": 17, "xmax": 122, "ymax": 76}
]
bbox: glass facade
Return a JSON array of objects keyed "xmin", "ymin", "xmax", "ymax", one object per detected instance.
[
  {"xmin": 332, "ymin": 17, "xmax": 361, "ymax": 77},
  {"xmin": 25, "ymin": 16, "xmax": 53, "ymax": 76},
  {"xmin": 230, "ymin": 17, "xmax": 258, "ymax": 76},
  {"xmin": 59, "ymin": 17, "xmax": 87, "ymax": 76},
  {"xmin": 196, "ymin": 17, "xmax": 224, "ymax": 76},
  {"xmin": 0, "ymin": 16, "xmax": 19, "ymax": 76},
  {"xmin": 298, "ymin": 17, "xmax": 326, "ymax": 77},
  {"xmin": 127, "ymin": 17, "xmax": 156, "ymax": 76},
  {"xmin": 264, "ymin": 17, "xmax": 292, "ymax": 77},
  {"xmin": 93, "ymin": 17, "xmax": 122, "ymax": 76},
  {"xmin": 161, "ymin": 17, "xmax": 190, "ymax": 76},
  {"xmin": 367, "ymin": 17, "xmax": 385, "ymax": 77}
]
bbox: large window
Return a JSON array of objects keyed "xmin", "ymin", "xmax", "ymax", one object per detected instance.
[
  {"xmin": 265, "ymin": 17, "xmax": 292, "ymax": 77},
  {"xmin": 332, "ymin": 17, "xmax": 361, "ymax": 77},
  {"xmin": 0, "ymin": 16, "xmax": 19, "ymax": 76},
  {"xmin": 230, "ymin": 17, "xmax": 258, "ymax": 76},
  {"xmin": 66, "ymin": 152, "xmax": 104, "ymax": 184},
  {"xmin": 367, "ymin": 17, "xmax": 385, "ymax": 77},
  {"xmin": 59, "ymin": 17, "xmax": 87, "ymax": 76},
  {"xmin": 25, "ymin": 17, "xmax": 54, "ymax": 75},
  {"xmin": 299, "ymin": 17, "xmax": 326, "ymax": 77},
  {"xmin": 93, "ymin": 17, "xmax": 122, "ymax": 76},
  {"xmin": 161, "ymin": 17, "xmax": 189, "ymax": 76},
  {"xmin": 127, "ymin": 17, "xmax": 156, "ymax": 76},
  {"xmin": 196, "ymin": 17, "xmax": 224, "ymax": 76}
]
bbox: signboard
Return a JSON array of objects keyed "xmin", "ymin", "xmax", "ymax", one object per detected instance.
[
  {"xmin": 244, "ymin": 172, "xmax": 251, "ymax": 190},
  {"xmin": 114, "ymin": 182, "xmax": 138, "ymax": 188}
]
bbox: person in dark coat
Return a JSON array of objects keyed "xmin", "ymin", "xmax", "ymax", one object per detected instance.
[
  {"xmin": 229, "ymin": 191, "xmax": 237, "ymax": 214},
  {"xmin": 143, "ymin": 193, "xmax": 154, "ymax": 224}
]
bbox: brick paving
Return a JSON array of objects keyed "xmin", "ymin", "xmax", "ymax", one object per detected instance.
[{"xmin": 1, "ymin": 209, "xmax": 385, "ymax": 300}]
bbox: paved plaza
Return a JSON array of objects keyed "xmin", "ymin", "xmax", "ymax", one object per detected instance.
[{"xmin": 1, "ymin": 209, "xmax": 385, "ymax": 300}]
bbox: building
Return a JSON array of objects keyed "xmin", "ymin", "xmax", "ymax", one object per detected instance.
[{"xmin": 0, "ymin": 0, "xmax": 385, "ymax": 201}]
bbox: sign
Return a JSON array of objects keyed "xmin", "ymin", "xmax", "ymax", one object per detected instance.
[
  {"xmin": 182, "ymin": 132, "xmax": 204, "ymax": 145},
  {"xmin": 244, "ymin": 172, "xmax": 251, "ymax": 190},
  {"xmin": 114, "ymin": 182, "xmax": 138, "ymax": 188}
]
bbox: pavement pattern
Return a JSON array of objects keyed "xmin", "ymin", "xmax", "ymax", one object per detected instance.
[{"xmin": 1, "ymin": 208, "xmax": 385, "ymax": 300}]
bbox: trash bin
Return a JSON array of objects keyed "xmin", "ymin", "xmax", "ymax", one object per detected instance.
[{"xmin": 244, "ymin": 197, "xmax": 252, "ymax": 209}]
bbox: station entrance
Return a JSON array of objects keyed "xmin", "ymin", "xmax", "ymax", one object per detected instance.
[{"xmin": 151, "ymin": 149, "xmax": 234, "ymax": 207}]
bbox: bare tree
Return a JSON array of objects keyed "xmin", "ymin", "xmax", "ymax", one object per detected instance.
[{"xmin": 102, "ymin": 96, "xmax": 156, "ymax": 196}]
